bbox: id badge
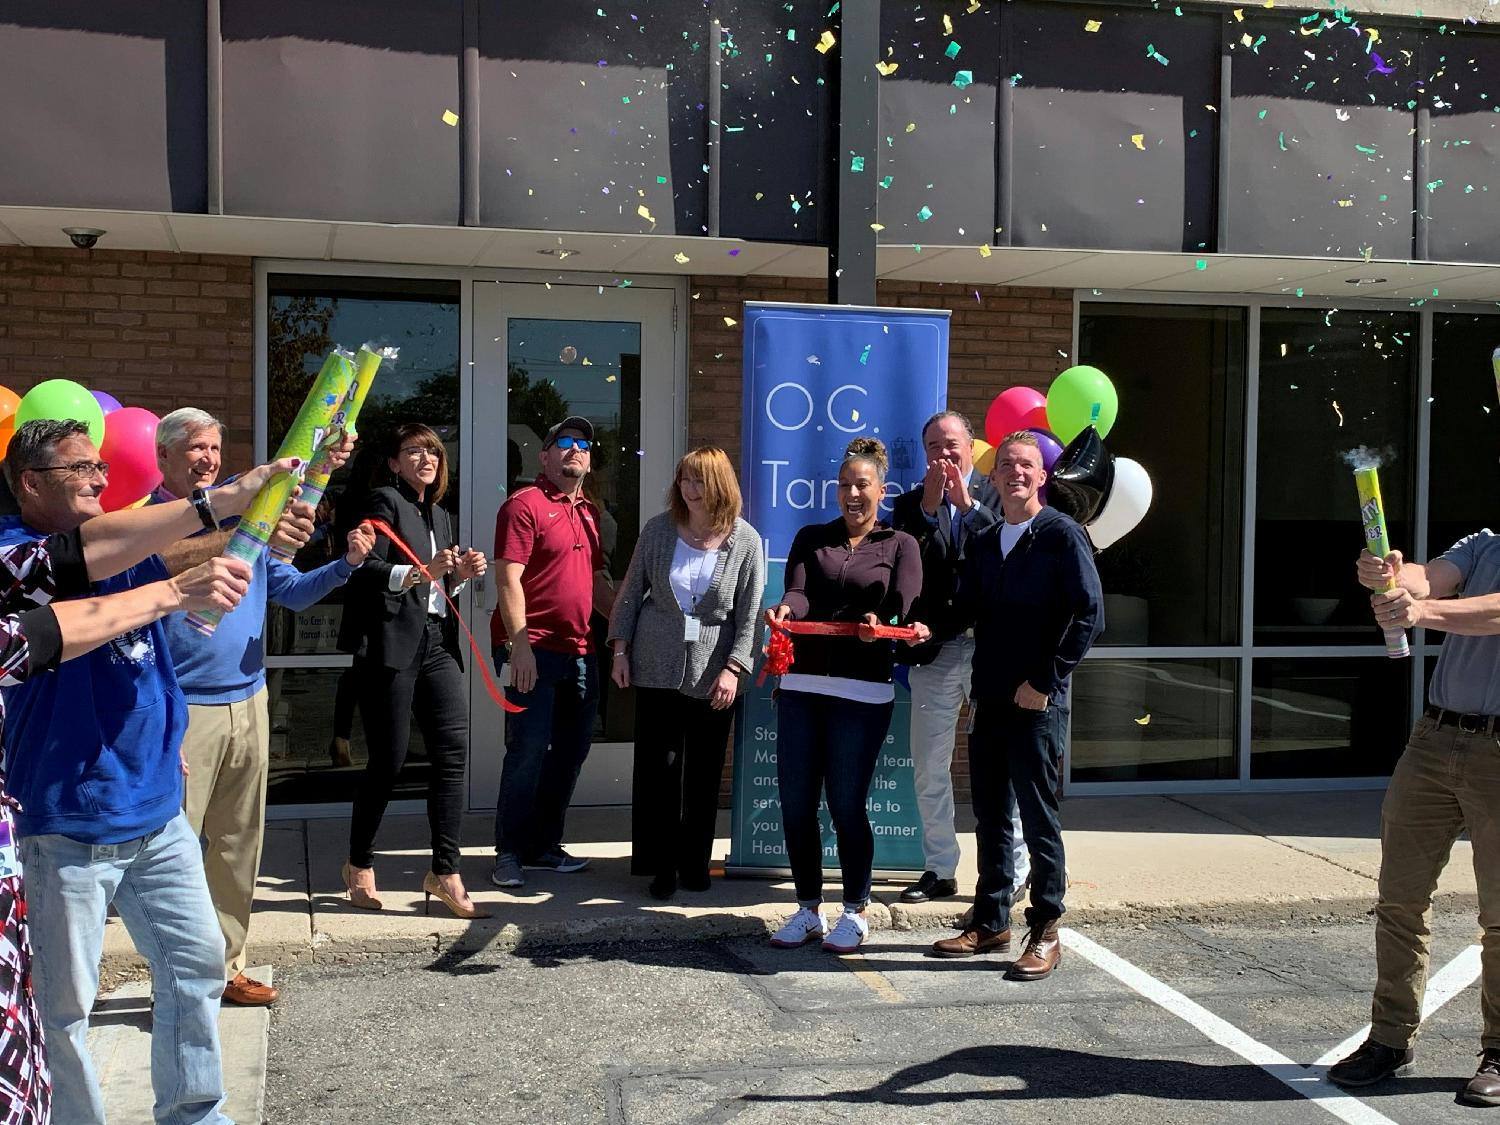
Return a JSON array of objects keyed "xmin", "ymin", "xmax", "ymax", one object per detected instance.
[
  {"xmin": 0, "ymin": 820, "xmax": 20, "ymax": 881},
  {"xmin": 683, "ymin": 616, "xmax": 702, "ymax": 643}
]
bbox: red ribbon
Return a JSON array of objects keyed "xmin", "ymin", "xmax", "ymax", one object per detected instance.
[
  {"xmin": 362, "ymin": 518, "xmax": 525, "ymax": 714},
  {"xmin": 756, "ymin": 618, "xmax": 922, "ymax": 686}
]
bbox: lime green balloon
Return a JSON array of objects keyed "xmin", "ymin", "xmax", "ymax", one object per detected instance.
[
  {"xmin": 1046, "ymin": 365, "xmax": 1118, "ymax": 443},
  {"xmin": 15, "ymin": 379, "xmax": 106, "ymax": 446}
]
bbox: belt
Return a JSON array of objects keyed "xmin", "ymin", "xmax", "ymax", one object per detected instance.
[{"xmin": 1424, "ymin": 704, "xmax": 1500, "ymax": 735}]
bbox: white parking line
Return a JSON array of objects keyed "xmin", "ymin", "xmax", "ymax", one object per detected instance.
[
  {"xmin": 1061, "ymin": 928, "xmax": 1398, "ymax": 1125},
  {"xmin": 1313, "ymin": 944, "xmax": 1483, "ymax": 1069}
]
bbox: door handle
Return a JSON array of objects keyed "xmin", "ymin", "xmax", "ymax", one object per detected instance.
[{"xmin": 473, "ymin": 572, "xmax": 491, "ymax": 612}]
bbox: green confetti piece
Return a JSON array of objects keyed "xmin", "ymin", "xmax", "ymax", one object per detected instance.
[
  {"xmin": 850, "ymin": 155, "xmax": 865, "ymax": 172},
  {"xmin": 1189, "ymin": 129, "xmax": 1198, "ymax": 137},
  {"xmin": 949, "ymin": 103, "xmax": 957, "ymax": 114},
  {"xmin": 621, "ymin": 95, "xmax": 630, "ymax": 104},
  {"xmin": 1426, "ymin": 179, "xmax": 1444, "ymax": 192},
  {"xmin": 656, "ymin": 175, "xmax": 668, "ymax": 184},
  {"xmin": 1378, "ymin": 193, "xmax": 1389, "ymax": 202},
  {"xmin": 945, "ymin": 41, "xmax": 962, "ymax": 58},
  {"xmin": 1278, "ymin": 131, "xmax": 1287, "ymax": 151},
  {"xmin": 791, "ymin": 200, "xmax": 801, "ymax": 213},
  {"xmin": 917, "ymin": 205, "xmax": 933, "ymax": 222},
  {"xmin": 1295, "ymin": 288, "xmax": 1305, "ymax": 297},
  {"xmin": 1258, "ymin": 109, "xmax": 1268, "ymax": 120},
  {"xmin": 953, "ymin": 69, "xmax": 973, "ymax": 88},
  {"xmin": 1195, "ymin": 259, "xmax": 1208, "ymax": 270},
  {"xmin": 879, "ymin": 175, "xmax": 893, "ymax": 188},
  {"xmin": 787, "ymin": 29, "xmax": 796, "ymax": 41},
  {"xmin": 1251, "ymin": 35, "xmax": 1266, "ymax": 52},
  {"xmin": 1355, "ymin": 144, "xmax": 1377, "ymax": 154},
  {"xmin": 859, "ymin": 344, "xmax": 872, "ymax": 365}
]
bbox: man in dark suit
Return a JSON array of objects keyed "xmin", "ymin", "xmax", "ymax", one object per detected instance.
[{"xmin": 891, "ymin": 411, "xmax": 1028, "ymax": 905}]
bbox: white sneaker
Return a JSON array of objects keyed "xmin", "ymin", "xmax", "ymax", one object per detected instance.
[
  {"xmin": 769, "ymin": 907, "xmax": 828, "ymax": 948},
  {"xmin": 821, "ymin": 910, "xmax": 868, "ymax": 953}
]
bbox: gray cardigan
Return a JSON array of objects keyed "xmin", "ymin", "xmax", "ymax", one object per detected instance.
[{"xmin": 607, "ymin": 513, "xmax": 765, "ymax": 698}]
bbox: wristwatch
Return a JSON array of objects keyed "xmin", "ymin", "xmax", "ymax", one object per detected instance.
[{"xmin": 189, "ymin": 488, "xmax": 217, "ymax": 531}]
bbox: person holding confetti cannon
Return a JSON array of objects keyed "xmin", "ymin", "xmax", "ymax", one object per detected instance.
[
  {"xmin": 762, "ymin": 437, "xmax": 929, "ymax": 955},
  {"xmin": 1352, "ymin": 461, "xmax": 1410, "ymax": 658},
  {"xmin": 932, "ymin": 431, "xmax": 1103, "ymax": 980},
  {"xmin": 1328, "ymin": 528, "xmax": 1500, "ymax": 1103},
  {"xmin": 337, "ymin": 424, "xmax": 489, "ymax": 919}
]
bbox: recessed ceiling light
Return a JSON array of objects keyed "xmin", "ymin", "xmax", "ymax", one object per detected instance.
[
  {"xmin": 537, "ymin": 247, "xmax": 580, "ymax": 259},
  {"xmin": 1344, "ymin": 276, "xmax": 1389, "ymax": 286}
]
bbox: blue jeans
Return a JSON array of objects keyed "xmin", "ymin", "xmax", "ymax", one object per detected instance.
[
  {"xmin": 969, "ymin": 700, "xmax": 1069, "ymax": 933},
  {"xmin": 22, "ymin": 811, "xmax": 229, "ymax": 1125},
  {"xmin": 775, "ymin": 689, "xmax": 896, "ymax": 911},
  {"xmin": 493, "ymin": 646, "xmax": 600, "ymax": 858}
]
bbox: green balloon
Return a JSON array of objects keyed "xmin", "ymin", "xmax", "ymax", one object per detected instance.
[
  {"xmin": 15, "ymin": 379, "xmax": 106, "ymax": 446},
  {"xmin": 1046, "ymin": 365, "xmax": 1118, "ymax": 443}
]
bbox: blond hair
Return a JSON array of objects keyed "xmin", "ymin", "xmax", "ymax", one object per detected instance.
[{"xmin": 668, "ymin": 446, "xmax": 742, "ymax": 534}]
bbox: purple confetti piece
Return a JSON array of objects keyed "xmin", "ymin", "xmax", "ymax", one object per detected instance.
[
  {"xmin": 728, "ymin": 247, "xmax": 741, "ymax": 256},
  {"xmin": 1368, "ymin": 52, "xmax": 1395, "ymax": 77}
]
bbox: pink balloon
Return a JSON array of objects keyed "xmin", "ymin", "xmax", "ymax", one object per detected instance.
[
  {"xmin": 99, "ymin": 407, "xmax": 162, "ymax": 513},
  {"xmin": 984, "ymin": 386, "xmax": 1049, "ymax": 445}
]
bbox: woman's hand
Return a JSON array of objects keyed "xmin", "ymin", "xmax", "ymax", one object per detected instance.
[
  {"xmin": 427, "ymin": 547, "xmax": 458, "ymax": 579},
  {"xmin": 909, "ymin": 621, "xmax": 932, "ymax": 644},
  {"xmin": 765, "ymin": 605, "xmax": 792, "ymax": 627},
  {"xmin": 709, "ymin": 667, "xmax": 739, "ymax": 710},
  {"xmin": 855, "ymin": 612, "xmax": 881, "ymax": 642},
  {"xmin": 610, "ymin": 649, "xmax": 631, "ymax": 689},
  {"xmin": 455, "ymin": 548, "xmax": 487, "ymax": 580}
]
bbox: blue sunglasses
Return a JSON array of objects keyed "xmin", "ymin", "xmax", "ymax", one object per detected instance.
[{"xmin": 552, "ymin": 435, "xmax": 592, "ymax": 451}]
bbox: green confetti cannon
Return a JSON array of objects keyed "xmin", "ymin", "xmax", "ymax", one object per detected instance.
[{"xmin": 1354, "ymin": 464, "xmax": 1410, "ymax": 659}]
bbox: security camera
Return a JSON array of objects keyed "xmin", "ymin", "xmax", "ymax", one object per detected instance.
[{"xmin": 62, "ymin": 227, "xmax": 104, "ymax": 250}]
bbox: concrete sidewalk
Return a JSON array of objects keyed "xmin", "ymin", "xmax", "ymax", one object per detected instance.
[{"xmin": 96, "ymin": 790, "xmax": 1477, "ymax": 977}]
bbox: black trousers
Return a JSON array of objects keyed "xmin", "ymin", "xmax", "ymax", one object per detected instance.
[
  {"xmin": 348, "ymin": 619, "xmax": 468, "ymax": 875},
  {"xmin": 630, "ymin": 687, "xmax": 734, "ymax": 881}
]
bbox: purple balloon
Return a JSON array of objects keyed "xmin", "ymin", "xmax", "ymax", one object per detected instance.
[
  {"xmin": 1028, "ymin": 428, "xmax": 1064, "ymax": 473},
  {"xmin": 90, "ymin": 389, "xmax": 122, "ymax": 415}
]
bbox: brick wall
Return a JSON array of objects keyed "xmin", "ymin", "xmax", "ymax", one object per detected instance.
[
  {"xmin": 0, "ymin": 247, "xmax": 255, "ymax": 470},
  {"xmin": 690, "ymin": 275, "xmax": 1075, "ymax": 807}
]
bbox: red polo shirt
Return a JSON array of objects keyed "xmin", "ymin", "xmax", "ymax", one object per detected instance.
[{"xmin": 491, "ymin": 475, "xmax": 604, "ymax": 654}]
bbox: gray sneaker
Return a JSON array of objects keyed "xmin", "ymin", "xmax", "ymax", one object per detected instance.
[
  {"xmin": 523, "ymin": 848, "xmax": 589, "ymax": 874},
  {"xmin": 490, "ymin": 854, "xmax": 525, "ymax": 888}
]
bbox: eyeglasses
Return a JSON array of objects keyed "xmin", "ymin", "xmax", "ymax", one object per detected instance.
[
  {"xmin": 398, "ymin": 446, "xmax": 440, "ymax": 462},
  {"xmin": 27, "ymin": 461, "xmax": 109, "ymax": 481},
  {"xmin": 679, "ymin": 477, "xmax": 706, "ymax": 489},
  {"xmin": 552, "ymin": 435, "xmax": 592, "ymax": 452}
]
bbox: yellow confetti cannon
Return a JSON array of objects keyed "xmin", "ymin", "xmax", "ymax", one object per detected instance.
[
  {"xmin": 1492, "ymin": 347, "xmax": 1500, "ymax": 406},
  {"xmin": 1353, "ymin": 465, "xmax": 1410, "ymax": 659},
  {"xmin": 268, "ymin": 343, "xmax": 397, "ymax": 563},
  {"xmin": 186, "ymin": 348, "xmax": 356, "ymax": 634}
]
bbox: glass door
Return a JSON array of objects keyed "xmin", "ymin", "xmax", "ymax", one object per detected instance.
[{"xmin": 467, "ymin": 281, "xmax": 680, "ymax": 810}]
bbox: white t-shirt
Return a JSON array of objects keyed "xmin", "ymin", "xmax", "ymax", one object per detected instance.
[
  {"xmin": 669, "ymin": 538, "xmax": 717, "ymax": 613},
  {"xmin": 780, "ymin": 673, "xmax": 895, "ymax": 705},
  {"xmin": 999, "ymin": 517, "xmax": 1034, "ymax": 558}
]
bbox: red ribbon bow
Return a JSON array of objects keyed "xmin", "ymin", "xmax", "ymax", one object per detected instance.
[{"xmin": 361, "ymin": 518, "xmax": 524, "ymax": 714}]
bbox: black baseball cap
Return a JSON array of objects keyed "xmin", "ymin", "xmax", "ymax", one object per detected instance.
[{"xmin": 543, "ymin": 416, "xmax": 594, "ymax": 447}]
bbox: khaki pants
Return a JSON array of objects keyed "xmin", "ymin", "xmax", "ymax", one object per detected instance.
[
  {"xmin": 182, "ymin": 688, "xmax": 269, "ymax": 980},
  {"xmin": 1372, "ymin": 713, "xmax": 1500, "ymax": 1050}
]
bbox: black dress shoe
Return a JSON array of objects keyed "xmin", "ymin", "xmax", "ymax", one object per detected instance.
[
  {"xmin": 1327, "ymin": 1038, "xmax": 1414, "ymax": 1087},
  {"xmin": 1464, "ymin": 1048, "xmax": 1500, "ymax": 1106},
  {"xmin": 648, "ymin": 873, "xmax": 677, "ymax": 900},
  {"xmin": 901, "ymin": 871, "xmax": 958, "ymax": 904}
]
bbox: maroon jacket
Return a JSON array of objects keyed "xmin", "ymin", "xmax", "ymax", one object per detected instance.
[{"xmin": 778, "ymin": 518, "xmax": 923, "ymax": 684}]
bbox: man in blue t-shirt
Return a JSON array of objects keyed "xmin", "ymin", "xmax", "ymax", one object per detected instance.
[
  {"xmin": 150, "ymin": 408, "xmax": 368, "ymax": 1009},
  {"xmin": 1329, "ymin": 532, "xmax": 1500, "ymax": 1106}
]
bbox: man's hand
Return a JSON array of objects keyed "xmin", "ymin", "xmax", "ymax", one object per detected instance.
[
  {"xmin": 271, "ymin": 500, "xmax": 316, "ymax": 554},
  {"xmin": 920, "ymin": 460, "xmax": 947, "ymax": 516},
  {"xmin": 213, "ymin": 457, "xmax": 304, "ymax": 516},
  {"xmin": 325, "ymin": 431, "xmax": 356, "ymax": 472},
  {"xmin": 343, "ymin": 524, "xmax": 375, "ymax": 567},
  {"xmin": 1015, "ymin": 682, "xmax": 1050, "ymax": 711},
  {"xmin": 455, "ymin": 548, "xmax": 487, "ymax": 581},
  {"xmin": 908, "ymin": 621, "xmax": 933, "ymax": 645},
  {"xmin": 170, "ymin": 556, "xmax": 253, "ymax": 614},
  {"xmin": 507, "ymin": 643, "xmax": 538, "ymax": 694},
  {"xmin": 942, "ymin": 460, "xmax": 972, "ymax": 513},
  {"xmin": 1357, "ymin": 549, "xmax": 1403, "ymax": 592},
  {"xmin": 180, "ymin": 749, "xmax": 190, "ymax": 777},
  {"xmin": 1372, "ymin": 587, "xmax": 1422, "ymax": 630}
]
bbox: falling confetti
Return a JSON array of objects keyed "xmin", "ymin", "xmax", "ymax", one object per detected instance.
[
  {"xmin": 1131, "ymin": 133, "xmax": 1146, "ymax": 150},
  {"xmin": 637, "ymin": 204, "xmax": 656, "ymax": 228},
  {"xmin": 945, "ymin": 41, "xmax": 962, "ymax": 59},
  {"xmin": 858, "ymin": 344, "xmax": 872, "ymax": 365},
  {"xmin": 441, "ymin": 109, "xmax": 460, "ymax": 126},
  {"xmin": 723, "ymin": 317, "xmax": 738, "ymax": 327},
  {"xmin": 917, "ymin": 205, "xmax": 934, "ymax": 222},
  {"xmin": 1332, "ymin": 400, "xmax": 1345, "ymax": 427},
  {"xmin": 673, "ymin": 252, "xmax": 691, "ymax": 264},
  {"xmin": 978, "ymin": 245, "xmax": 992, "ymax": 258},
  {"xmin": 815, "ymin": 29, "xmax": 836, "ymax": 53},
  {"xmin": 1084, "ymin": 19, "xmax": 1103, "ymax": 31},
  {"xmin": 952, "ymin": 70, "xmax": 973, "ymax": 88},
  {"xmin": 1133, "ymin": 715, "xmax": 1152, "ymax": 726},
  {"xmin": 875, "ymin": 61, "xmax": 899, "ymax": 76}
]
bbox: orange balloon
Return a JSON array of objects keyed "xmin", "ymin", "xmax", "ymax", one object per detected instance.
[
  {"xmin": 0, "ymin": 415, "xmax": 15, "ymax": 459},
  {"xmin": 0, "ymin": 385, "xmax": 18, "ymax": 425}
]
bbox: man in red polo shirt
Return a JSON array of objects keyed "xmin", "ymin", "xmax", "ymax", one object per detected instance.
[{"xmin": 490, "ymin": 416, "xmax": 615, "ymax": 890}]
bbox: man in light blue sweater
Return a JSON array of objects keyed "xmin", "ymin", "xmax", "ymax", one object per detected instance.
[{"xmin": 153, "ymin": 409, "xmax": 370, "ymax": 1007}]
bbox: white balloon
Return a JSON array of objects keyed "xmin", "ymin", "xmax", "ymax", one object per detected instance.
[{"xmin": 1087, "ymin": 457, "xmax": 1152, "ymax": 550}]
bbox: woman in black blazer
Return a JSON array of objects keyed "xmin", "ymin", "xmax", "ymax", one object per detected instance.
[{"xmin": 339, "ymin": 423, "xmax": 489, "ymax": 919}]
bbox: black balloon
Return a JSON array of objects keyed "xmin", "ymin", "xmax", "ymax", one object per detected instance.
[{"xmin": 1046, "ymin": 425, "xmax": 1115, "ymax": 525}]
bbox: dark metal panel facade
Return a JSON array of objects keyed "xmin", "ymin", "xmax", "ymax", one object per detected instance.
[
  {"xmin": 1005, "ymin": 3, "xmax": 1219, "ymax": 253},
  {"xmin": 220, "ymin": 0, "xmax": 461, "ymax": 224},
  {"xmin": 0, "ymin": 2, "xmax": 205, "ymax": 212},
  {"xmin": 1424, "ymin": 33, "xmax": 1500, "ymax": 264}
]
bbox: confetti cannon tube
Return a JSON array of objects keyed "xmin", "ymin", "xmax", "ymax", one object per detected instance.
[
  {"xmin": 1353, "ymin": 466, "xmax": 1410, "ymax": 659},
  {"xmin": 1492, "ymin": 347, "xmax": 1500, "ymax": 407},
  {"xmin": 186, "ymin": 349, "xmax": 356, "ymax": 635},
  {"xmin": 268, "ymin": 343, "xmax": 396, "ymax": 563}
]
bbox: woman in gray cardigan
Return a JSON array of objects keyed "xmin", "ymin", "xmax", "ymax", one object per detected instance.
[{"xmin": 608, "ymin": 447, "xmax": 764, "ymax": 899}]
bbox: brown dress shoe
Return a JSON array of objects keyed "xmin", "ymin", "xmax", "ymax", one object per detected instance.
[
  {"xmin": 1005, "ymin": 918, "xmax": 1061, "ymax": 980},
  {"xmin": 1464, "ymin": 1048, "xmax": 1500, "ymax": 1106},
  {"xmin": 222, "ymin": 973, "xmax": 279, "ymax": 1007},
  {"xmin": 932, "ymin": 926, "xmax": 1011, "ymax": 957}
]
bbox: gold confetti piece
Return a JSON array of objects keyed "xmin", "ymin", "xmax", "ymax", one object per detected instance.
[
  {"xmin": 1240, "ymin": 32, "xmax": 1253, "ymax": 46},
  {"xmin": 851, "ymin": 409, "xmax": 861, "ymax": 422},
  {"xmin": 637, "ymin": 203, "xmax": 656, "ymax": 227},
  {"xmin": 441, "ymin": 109, "xmax": 460, "ymax": 126},
  {"xmin": 905, "ymin": 122, "xmax": 917, "ymax": 133},
  {"xmin": 815, "ymin": 29, "xmax": 836, "ymax": 53},
  {"xmin": 943, "ymin": 13, "xmax": 954, "ymax": 34},
  {"xmin": 1205, "ymin": 103, "xmax": 1218, "ymax": 113},
  {"xmin": 754, "ymin": 192, "xmax": 764, "ymax": 200},
  {"xmin": 1263, "ymin": 0, "xmax": 1274, "ymax": 7},
  {"xmin": 1367, "ymin": 27, "xmax": 1381, "ymax": 44},
  {"xmin": 870, "ymin": 222, "xmax": 885, "ymax": 231},
  {"xmin": 1332, "ymin": 400, "xmax": 1344, "ymax": 426},
  {"xmin": 673, "ymin": 251, "xmax": 691, "ymax": 264},
  {"xmin": 978, "ymin": 244, "xmax": 992, "ymax": 258},
  {"xmin": 1131, "ymin": 133, "xmax": 1146, "ymax": 150},
  {"xmin": 723, "ymin": 316, "xmax": 738, "ymax": 327},
  {"xmin": 1233, "ymin": 7, "xmax": 1244, "ymax": 17},
  {"xmin": 967, "ymin": 0, "xmax": 980, "ymax": 11},
  {"xmin": 1134, "ymin": 714, "xmax": 1152, "ymax": 726},
  {"xmin": 605, "ymin": 374, "xmax": 617, "ymax": 382},
  {"xmin": 876, "ymin": 61, "xmax": 900, "ymax": 76},
  {"xmin": 1280, "ymin": 342, "xmax": 1289, "ymax": 356},
  {"xmin": 1337, "ymin": 199, "xmax": 1354, "ymax": 207},
  {"xmin": 1084, "ymin": 19, "xmax": 1102, "ymax": 32}
]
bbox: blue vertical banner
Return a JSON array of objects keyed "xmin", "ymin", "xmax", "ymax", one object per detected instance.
[{"xmin": 727, "ymin": 302, "xmax": 951, "ymax": 876}]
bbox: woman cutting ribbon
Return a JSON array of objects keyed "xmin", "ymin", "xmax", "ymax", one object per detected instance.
[{"xmin": 764, "ymin": 437, "xmax": 929, "ymax": 954}]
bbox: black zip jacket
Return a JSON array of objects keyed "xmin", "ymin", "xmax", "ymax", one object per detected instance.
[{"xmin": 953, "ymin": 505, "xmax": 1104, "ymax": 707}]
